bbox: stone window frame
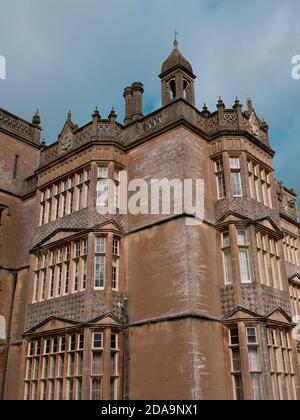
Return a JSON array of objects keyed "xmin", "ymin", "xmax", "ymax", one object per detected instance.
[
  {"xmin": 215, "ymin": 158, "xmax": 226, "ymax": 200},
  {"xmin": 267, "ymin": 327, "xmax": 297, "ymax": 400},
  {"xmin": 39, "ymin": 166, "xmax": 91, "ymax": 227},
  {"xmin": 256, "ymin": 230, "xmax": 283, "ymax": 291},
  {"xmin": 247, "ymin": 158, "xmax": 273, "ymax": 209},
  {"xmin": 33, "ymin": 237, "xmax": 89, "ymax": 304},
  {"xmin": 24, "ymin": 331, "xmax": 85, "ymax": 401},
  {"xmin": 229, "ymin": 156, "xmax": 243, "ymax": 198}
]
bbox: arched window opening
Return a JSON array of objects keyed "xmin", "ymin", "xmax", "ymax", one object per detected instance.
[
  {"xmin": 169, "ymin": 79, "xmax": 176, "ymax": 101},
  {"xmin": 183, "ymin": 80, "xmax": 189, "ymax": 100}
]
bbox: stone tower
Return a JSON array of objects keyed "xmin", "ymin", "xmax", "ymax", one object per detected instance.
[{"xmin": 159, "ymin": 37, "xmax": 196, "ymax": 106}]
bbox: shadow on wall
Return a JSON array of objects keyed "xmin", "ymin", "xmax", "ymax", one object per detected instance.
[{"xmin": 0, "ymin": 316, "xmax": 5, "ymax": 340}]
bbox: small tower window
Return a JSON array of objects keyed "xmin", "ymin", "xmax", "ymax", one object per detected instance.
[
  {"xmin": 183, "ymin": 80, "xmax": 189, "ymax": 100},
  {"xmin": 169, "ymin": 79, "xmax": 176, "ymax": 100}
]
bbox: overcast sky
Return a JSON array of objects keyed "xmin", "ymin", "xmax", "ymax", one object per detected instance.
[{"xmin": 0, "ymin": 0, "xmax": 300, "ymax": 201}]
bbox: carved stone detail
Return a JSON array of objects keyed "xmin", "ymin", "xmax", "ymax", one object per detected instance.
[
  {"xmin": 0, "ymin": 108, "xmax": 35, "ymax": 140},
  {"xmin": 143, "ymin": 112, "xmax": 162, "ymax": 132},
  {"xmin": 33, "ymin": 208, "xmax": 89, "ymax": 247},
  {"xmin": 26, "ymin": 292, "xmax": 86, "ymax": 331},
  {"xmin": 241, "ymin": 284, "xmax": 258, "ymax": 313},
  {"xmin": 261, "ymin": 285, "xmax": 292, "ymax": 317},
  {"xmin": 220, "ymin": 285, "xmax": 236, "ymax": 316}
]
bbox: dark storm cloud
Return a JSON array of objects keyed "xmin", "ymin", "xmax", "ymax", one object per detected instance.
[{"xmin": 0, "ymin": 0, "xmax": 300, "ymax": 199}]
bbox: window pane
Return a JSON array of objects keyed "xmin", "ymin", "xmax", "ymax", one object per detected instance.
[
  {"xmin": 230, "ymin": 328, "xmax": 239, "ymax": 345},
  {"xmin": 96, "ymin": 237, "xmax": 106, "ymax": 253},
  {"xmin": 247, "ymin": 328, "xmax": 257, "ymax": 344},
  {"xmin": 230, "ymin": 158, "xmax": 240, "ymax": 169},
  {"xmin": 231, "ymin": 172, "xmax": 242, "ymax": 196},
  {"xmin": 95, "ymin": 256, "xmax": 105, "ymax": 288},
  {"xmin": 93, "ymin": 333, "xmax": 103, "ymax": 349},
  {"xmin": 237, "ymin": 230, "xmax": 247, "ymax": 246},
  {"xmin": 224, "ymin": 249, "xmax": 233, "ymax": 285},
  {"xmin": 239, "ymin": 249, "xmax": 251, "ymax": 283},
  {"xmin": 248, "ymin": 347, "xmax": 261, "ymax": 371}
]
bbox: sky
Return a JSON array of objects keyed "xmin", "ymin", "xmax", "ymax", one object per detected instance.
[{"xmin": 0, "ymin": 0, "xmax": 300, "ymax": 202}]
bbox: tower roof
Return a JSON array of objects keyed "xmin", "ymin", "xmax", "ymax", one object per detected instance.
[{"xmin": 160, "ymin": 38, "xmax": 194, "ymax": 77}]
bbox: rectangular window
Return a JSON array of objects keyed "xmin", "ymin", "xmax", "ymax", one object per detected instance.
[
  {"xmin": 230, "ymin": 158, "xmax": 242, "ymax": 197},
  {"xmin": 95, "ymin": 256, "xmax": 105, "ymax": 289},
  {"xmin": 92, "ymin": 333, "xmax": 103, "ymax": 349},
  {"xmin": 110, "ymin": 378, "xmax": 118, "ymax": 400},
  {"xmin": 64, "ymin": 263, "xmax": 70, "ymax": 294},
  {"xmin": 112, "ymin": 239, "xmax": 120, "ymax": 256},
  {"xmin": 222, "ymin": 232, "xmax": 233, "ymax": 285},
  {"xmin": 98, "ymin": 167, "xmax": 108, "ymax": 179},
  {"xmin": 49, "ymin": 267, "xmax": 55, "ymax": 298},
  {"xmin": 92, "ymin": 352, "xmax": 103, "ymax": 375},
  {"xmin": 70, "ymin": 335, "xmax": 76, "ymax": 352},
  {"xmin": 73, "ymin": 260, "xmax": 79, "ymax": 292},
  {"xmin": 91, "ymin": 377, "xmax": 102, "ymax": 400},
  {"xmin": 97, "ymin": 179, "xmax": 108, "ymax": 206},
  {"xmin": 112, "ymin": 258, "xmax": 119, "ymax": 290},
  {"xmin": 82, "ymin": 258, "xmax": 87, "ymax": 290},
  {"xmin": 215, "ymin": 159, "xmax": 226, "ymax": 199},
  {"xmin": 96, "ymin": 237, "xmax": 106, "ymax": 254},
  {"xmin": 111, "ymin": 333, "xmax": 118, "ymax": 350}
]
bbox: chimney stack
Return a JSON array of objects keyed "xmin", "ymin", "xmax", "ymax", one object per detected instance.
[
  {"xmin": 131, "ymin": 82, "xmax": 144, "ymax": 121},
  {"xmin": 123, "ymin": 86, "xmax": 133, "ymax": 125}
]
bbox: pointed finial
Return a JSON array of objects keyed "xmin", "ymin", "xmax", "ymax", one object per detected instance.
[
  {"xmin": 92, "ymin": 106, "xmax": 100, "ymax": 118},
  {"xmin": 67, "ymin": 110, "xmax": 72, "ymax": 122},
  {"xmin": 109, "ymin": 107, "xmax": 117, "ymax": 119},
  {"xmin": 247, "ymin": 97, "xmax": 253, "ymax": 112},
  {"xmin": 173, "ymin": 30, "xmax": 179, "ymax": 49},
  {"xmin": 32, "ymin": 109, "xmax": 41, "ymax": 125},
  {"xmin": 217, "ymin": 96, "xmax": 224, "ymax": 107},
  {"xmin": 202, "ymin": 103, "xmax": 210, "ymax": 115}
]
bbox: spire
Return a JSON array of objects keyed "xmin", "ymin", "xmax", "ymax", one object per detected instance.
[
  {"xmin": 67, "ymin": 110, "xmax": 72, "ymax": 122},
  {"xmin": 32, "ymin": 109, "xmax": 41, "ymax": 126},
  {"xmin": 173, "ymin": 30, "xmax": 179, "ymax": 49}
]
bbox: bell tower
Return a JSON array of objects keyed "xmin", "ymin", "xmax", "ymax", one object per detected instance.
[{"xmin": 159, "ymin": 37, "xmax": 196, "ymax": 107}]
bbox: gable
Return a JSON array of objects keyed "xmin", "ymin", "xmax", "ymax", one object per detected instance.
[
  {"xmin": 93, "ymin": 220, "xmax": 125, "ymax": 234},
  {"xmin": 42, "ymin": 230, "xmax": 80, "ymax": 247},
  {"xmin": 223, "ymin": 306, "xmax": 260, "ymax": 322},
  {"xmin": 255, "ymin": 217, "xmax": 282, "ymax": 236},
  {"xmin": 266, "ymin": 308, "xmax": 292, "ymax": 325},
  {"xmin": 89, "ymin": 314, "xmax": 122, "ymax": 327},
  {"xmin": 25, "ymin": 317, "xmax": 81, "ymax": 335}
]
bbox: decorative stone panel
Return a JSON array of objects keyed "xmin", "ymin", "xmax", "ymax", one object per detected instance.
[
  {"xmin": 32, "ymin": 208, "xmax": 89, "ymax": 247},
  {"xmin": 112, "ymin": 291, "xmax": 125, "ymax": 321},
  {"xmin": 261, "ymin": 285, "xmax": 292, "ymax": 317},
  {"xmin": 215, "ymin": 198, "xmax": 280, "ymax": 226},
  {"xmin": 92, "ymin": 212, "xmax": 126, "ymax": 232},
  {"xmin": 86, "ymin": 291, "xmax": 106, "ymax": 321},
  {"xmin": 0, "ymin": 108, "xmax": 35, "ymax": 141},
  {"xmin": 220, "ymin": 285, "xmax": 236, "ymax": 316},
  {"xmin": 26, "ymin": 292, "xmax": 86, "ymax": 331},
  {"xmin": 241, "ymin": 284, "xmax": 259, "ymax": 313}
]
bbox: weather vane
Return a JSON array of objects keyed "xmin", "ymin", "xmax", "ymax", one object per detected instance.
[{"xmin": 174, "ymin": 30, "xmax": 179, "ymax": 47}]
